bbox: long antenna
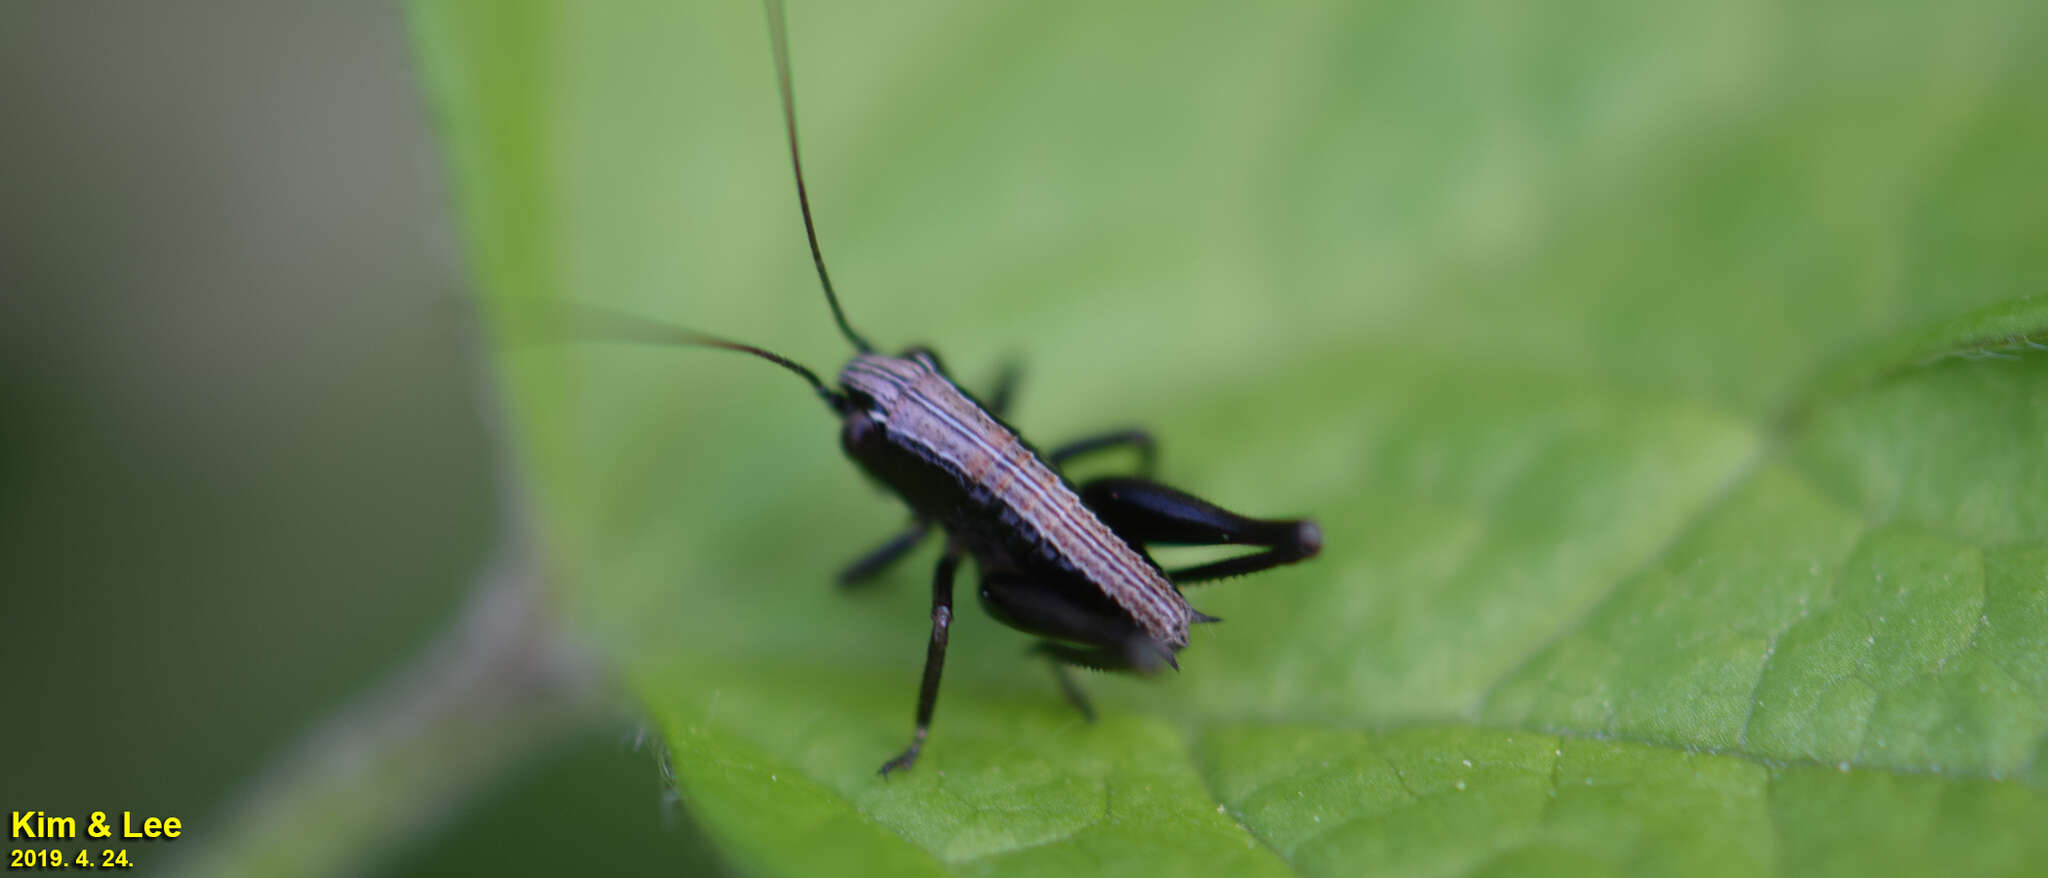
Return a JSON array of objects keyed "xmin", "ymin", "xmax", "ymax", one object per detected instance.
[
  {"xmin": 554, "ymin": 302, "xmax": 844, "ymax": 412},
  {"xmin": 765, "ymin": 0, "xmax": 875, "ymax": 354}
]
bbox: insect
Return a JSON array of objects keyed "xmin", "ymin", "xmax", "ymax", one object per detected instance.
[{"xmin": 576, "ymin": 1, "xmax": 1321, "ymax": 776}]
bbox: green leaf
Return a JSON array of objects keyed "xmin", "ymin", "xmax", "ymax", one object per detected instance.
[{"xmin": 408, "ymin": 0, "xmax": 2048, "ymax": 874}]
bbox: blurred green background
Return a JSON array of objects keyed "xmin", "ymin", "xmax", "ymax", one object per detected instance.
[
  {"xmin": 7, "ymin": 0, "xmax": 2046, "ymax": 876},
  {"xmin": 1, "ymin": 1, "xmax": 718, "ymax": 874}
]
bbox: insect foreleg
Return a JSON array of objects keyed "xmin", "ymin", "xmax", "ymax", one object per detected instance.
[
  {"xmin": 880, "ymin": 546, "xmax": 961, "ymax": 777},
  {"xmin": 1079, "ymin": 477, "xmax": 1321, "ymax": 584},
  {"xmin": 1046, "ymin": 429, "xmax": 1158, "ymax": 478},
  {"xmin": 836, "ymin": 519, "xmax": 930, "ymax": 586},
  {"xmin": 985, "ymin": 359, "xmax": 1022, "ymax": 417}
]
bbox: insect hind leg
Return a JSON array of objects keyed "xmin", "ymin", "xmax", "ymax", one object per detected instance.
[
  {"xmin": 1079, "ymin": 477, "xmax": 1321, "ymax": 585},
  {"xmin": 1033, "ymin": 645, "xmax": 1100, "ymax": 723},
  {"xmin": 1030, "ymin": 636, "xmax": 1182, "ymax": 723},
  {"xmin": 979, "ymin": 572, "xmax": 1177, "ymax": 673}
]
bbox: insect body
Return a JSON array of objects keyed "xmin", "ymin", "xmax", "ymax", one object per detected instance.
[
  {"xmin": 841, "ymin": 352, "xmax": 1197, "ymax": 659},
  {"xmin": 582, "ymin": 2, "xmax": 1321, "ymax": 775}
]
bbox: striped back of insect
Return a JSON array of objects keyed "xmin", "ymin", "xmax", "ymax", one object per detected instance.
[{"xmin": 838, "ymin": 353, "xmax": 1194, "ymax": 647}]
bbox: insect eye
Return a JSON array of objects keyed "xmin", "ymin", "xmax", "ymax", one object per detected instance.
[
  {"xmin": 841, "ymin": 409, "xmax": 884, "ymax": 452},
  {"xmin": 899, "ymin": 346, "xmax": 946, "ymax": 374},
  {"xmin": 846, "ymin": 391, "xmax": 890, "ymax": 421}
]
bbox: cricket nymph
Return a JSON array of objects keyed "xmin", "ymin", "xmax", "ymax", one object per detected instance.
[
  {"xmin": 839, "ymin": 353, "xmax": 1196, "ymax": 655},
  {"xmin": 568, "ymin": 0, "xmax": 1322, "ymax": 778}
]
